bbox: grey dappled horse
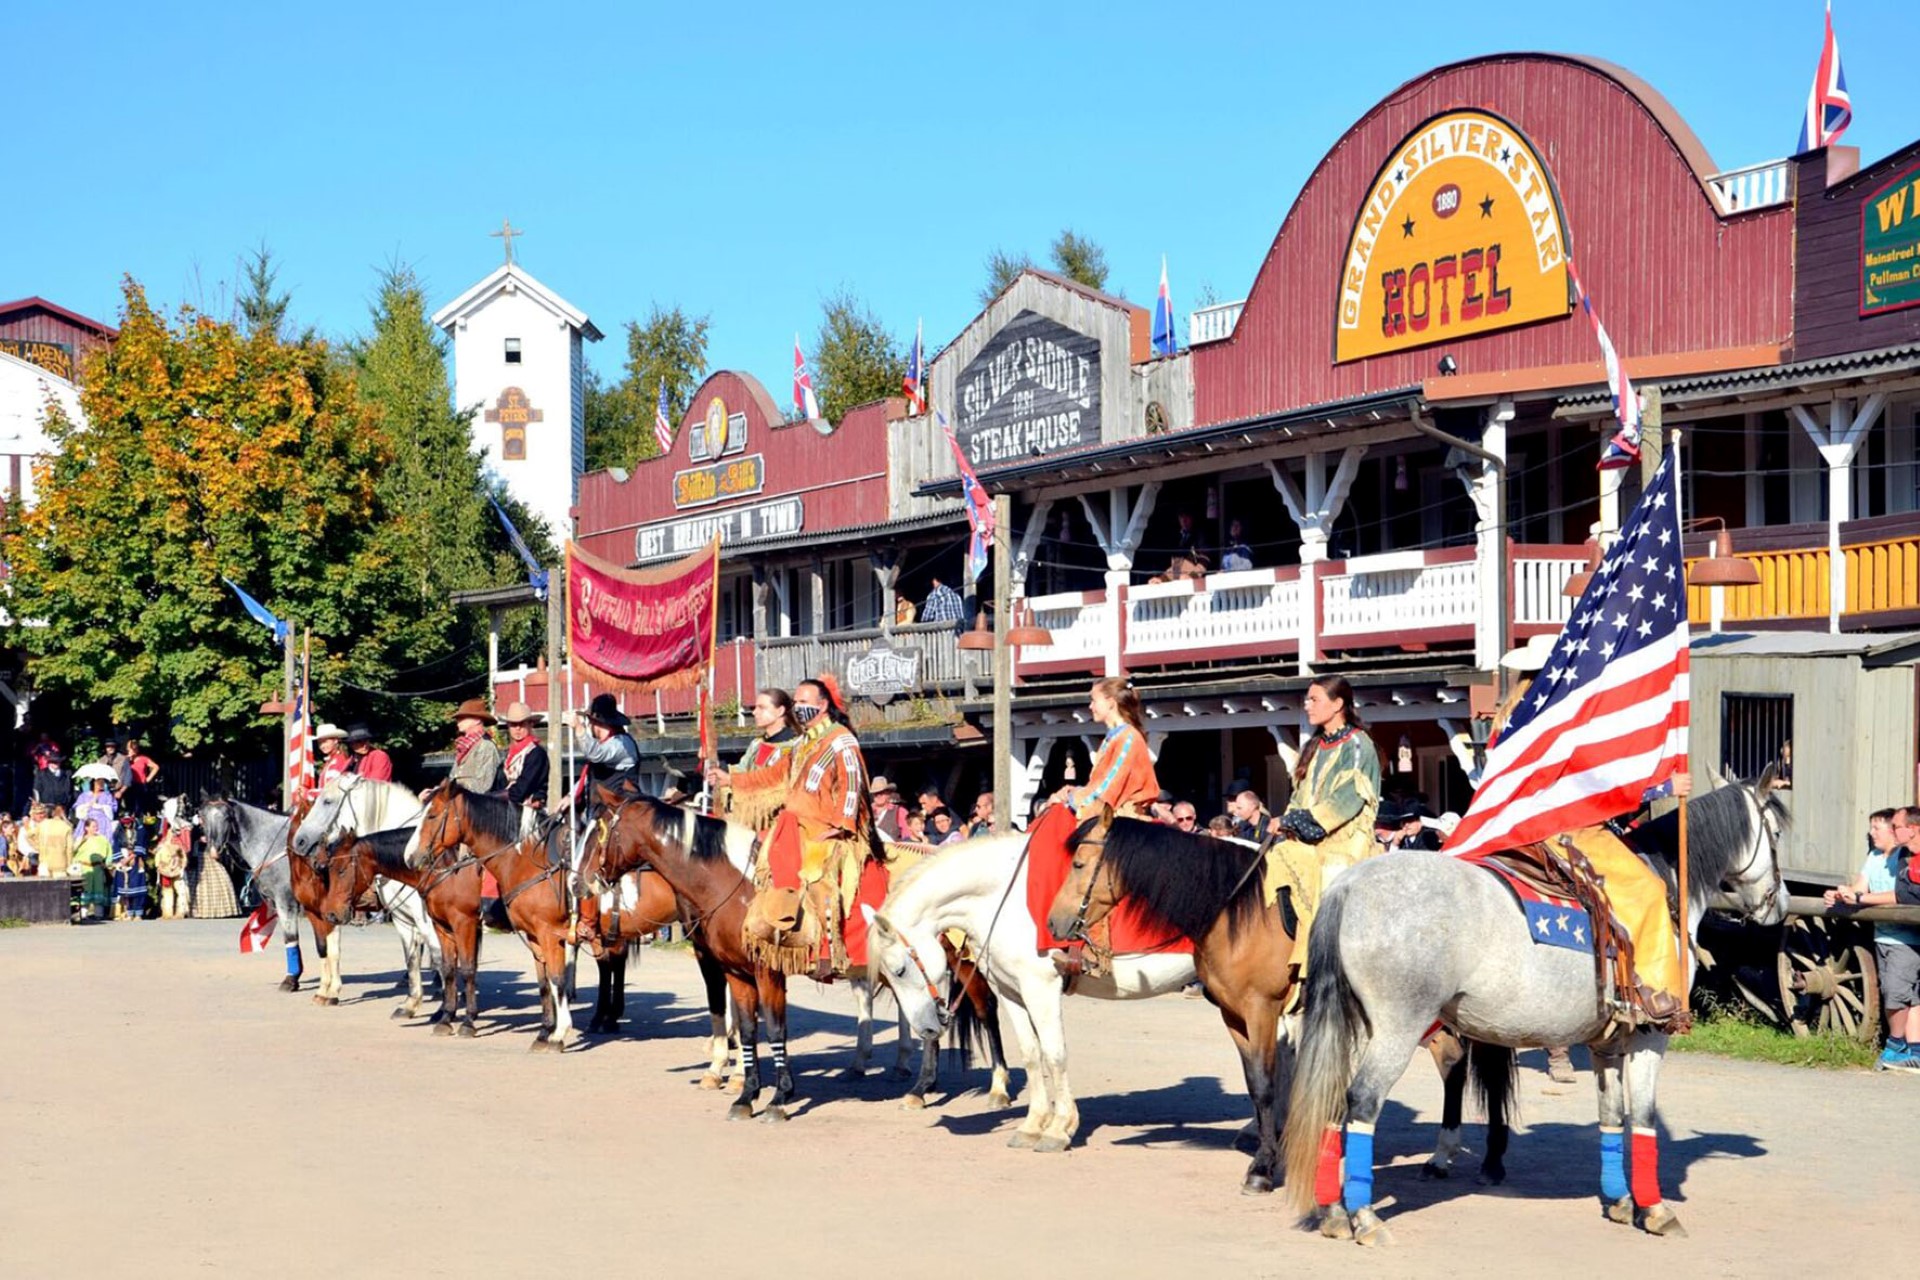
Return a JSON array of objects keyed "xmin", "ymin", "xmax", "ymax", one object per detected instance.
[
  {"xmin": 1283, "ymin": 769, "xmax": 1789, "ymax": 1245},
  {"xmin": 196, "ymin": 792, "xmax": 307, "ymax": 991}
]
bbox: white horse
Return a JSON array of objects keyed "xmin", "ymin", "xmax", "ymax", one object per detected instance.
[{"xmin": 864, "ymin": 832, "xmax": 1197, "ymax": 1152}]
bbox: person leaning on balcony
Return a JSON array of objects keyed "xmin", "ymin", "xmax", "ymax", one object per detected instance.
[
  {"xmin": 920, "ymin": 575, "xmax": 965, "ymax": 630},
  {"xmin": 1168, "ymin": 511, "xmax": 1211, "ymax": 579},
  {"xmin": 1051, "ymin": 677, "xmax": 1159, "ymax": 821},
  {"xmin": 1265, "ymin": 676, "xmax": 1380, "ymax": 970}
]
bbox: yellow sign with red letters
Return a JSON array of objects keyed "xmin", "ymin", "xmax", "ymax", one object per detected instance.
[{"xmin": 1334, "ymin": 109, "xmax": 1572, "ymax": 363}]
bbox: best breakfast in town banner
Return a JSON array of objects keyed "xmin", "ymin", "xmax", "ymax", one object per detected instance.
[{"xmin": 565, "ymin": 537, "xmax": 719, "ymax": 691}]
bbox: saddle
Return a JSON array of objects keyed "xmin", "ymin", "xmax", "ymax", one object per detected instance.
[{"xmin": 1472, "ymin": 838, "xmax": 1680, "ymax": 1035}]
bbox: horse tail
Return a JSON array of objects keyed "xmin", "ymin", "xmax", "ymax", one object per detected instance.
[
  {"xmin": 1281, "ymin": 885, "xmax": 1367, "ymax": 1214},
  {"xmin": 943, "ymin": 969, "xmax": 983, "ymax": 1072},
  {"xmin": 1466, "ymin": 1038, "xmax": 1519, "ymax": 1136}
]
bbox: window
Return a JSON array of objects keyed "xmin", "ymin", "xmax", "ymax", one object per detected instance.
[
  {"xmin": 1721, "ymin": 693, "xmax": 1791, "ymax": 781},
  {"xmin": 505, "ymin": 338, "xmax": 522, "ymax": 364}
]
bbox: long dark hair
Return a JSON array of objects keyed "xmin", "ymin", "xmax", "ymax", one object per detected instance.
[
  {"xmin": 1293, "ymin": 676, "xmax": 1365, "ymax": 785},
  {"xmin": 1093, "ymin": 676, "xmax": 1146, "ymax": 734},
  {"xmin": 756, "ymin": 687, "xmax": 799, "ymax": 737}
]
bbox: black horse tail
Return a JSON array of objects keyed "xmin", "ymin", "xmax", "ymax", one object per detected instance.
[
  {"xmin": 1466, "ymin": 1038, "xmax": 1519, "ymax": 1139},
  {"xmin": 943, "ymin": 969, "xmax": 984, "ymax": 1073},
  {"xmin": 1281, "ymin": 885, "xmax": 1369, "ymax": 1215}
]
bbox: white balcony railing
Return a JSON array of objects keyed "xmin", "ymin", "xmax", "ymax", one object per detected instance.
[
  {"xmin": 1188, "ymin": 300, "xmax": 1246, "ymax": 346},
  {"xmin": 1125, "ymin": 568, "xmax": 1303, "ymax": 660},
  {"xmin": 1320, "ymin": 551, "xmax": 1478, "ymax": 639},
  {"xmin": 1513, "ymin": 552, "xmax": 1587, "ymax": 626},
  {"xmin": 1024, "ymin": 589, "xmax": 1109, "ymax": 667},
  {"xmin": 1707, "ymin": 159, "xmax": 1791, "ymax": 213}
]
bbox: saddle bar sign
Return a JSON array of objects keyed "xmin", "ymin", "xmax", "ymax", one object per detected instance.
[
  {"xmin": 952, "ymin": 309, "xmax": 1102, "ymax": 467},
  {"xmin": 845, "ymin": 643, "xmax": 921, "ymax": 704}
]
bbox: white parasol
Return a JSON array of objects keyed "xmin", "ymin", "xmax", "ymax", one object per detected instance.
[{"xmin": 73, "ymin": 762, "xmax": 121, "ymax": 783}]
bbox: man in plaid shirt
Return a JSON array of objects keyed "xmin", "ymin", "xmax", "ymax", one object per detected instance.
[{"xmin": 920, "ymin": 575, "xmax": 965, "ymax": 629}]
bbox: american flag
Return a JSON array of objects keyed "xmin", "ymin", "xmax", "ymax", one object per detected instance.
[
  {"xmin": 941, "ymin": 411, "xmax": 994, "ymax": 584},
  {"xmin": 653, "ymin": 379, "xmax": 673, "ymax": 455},
  {"xmin": 903, "ymin": 319, "xmax": 926, "ymax": 415},
  {"xmin": 793, "ymin": 334, "xmax": 821, "ymax": 421},
  {"xmin": 1567, "ymin": 260, "xmax": 1642, "ymax": 471},
  {"xmin": 1445, "ymin": 446, "xmax": 1689, "ymax": 861},
  {"xmin": 1798, "ymin": 2, "xmax": 1852, "ymax": 153},
  {"xmin": 287, "ymin": 648, "xmax": 312, "ymax": 802}
]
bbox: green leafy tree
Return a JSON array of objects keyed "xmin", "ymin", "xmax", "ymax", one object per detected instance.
[
  {"xmin": 1050, "ymin": 229, "xmax": 1109, "ymax": 292},
  {"xmin": 582, "ymin": 365, "xmax": 641, "ymax": 473},
  {"xmin": 584, "ymin": 305, "xmax": 711, "ymax": 471},
  {"xmin": 814, "ymin": 289, "xmax": 904, "ymax": 425},
  {"xmin": 237, "ymin": 242, "xmax": 290, "ymax": 339},
  {"xmin": 979, "ymin": 247, "xmax": 1036, "ymax": 306}
]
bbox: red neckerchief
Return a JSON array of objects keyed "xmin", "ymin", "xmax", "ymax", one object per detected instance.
[
  {"xmin": 505, "ymin": 734, "xmax": 537, "ymax": 764},
  {"xmin": 454, "ymin": 729, "xmax": 487, "ymax": 762}
]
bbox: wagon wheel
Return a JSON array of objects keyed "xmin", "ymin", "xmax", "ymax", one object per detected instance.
[{"xmin": 1775, "ymin": 915, "xmax": 1880, "ymax": 1042}]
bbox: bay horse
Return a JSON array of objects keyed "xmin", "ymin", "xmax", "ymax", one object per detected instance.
[
  {"xmin": 316, "ymin": 824, "xmax": 485, "ymax": 1034},
  {"xmin": 575, "ymin": 867, "xmax": 681, "ymax": 1036},
  {"xmin": 1281, "ymin": 770, "xmax": 1790, "ymax": 1245}
]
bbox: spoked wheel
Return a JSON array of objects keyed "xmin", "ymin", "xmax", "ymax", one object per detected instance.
[{"xmin": 1776, "ymin": 915, "xmax": 1880, "ymax": 1042}]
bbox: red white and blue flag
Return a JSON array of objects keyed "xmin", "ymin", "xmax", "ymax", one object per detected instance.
[
  {"xmin": 653, "ymin": 379, "xmax": 673, "ymax": 455},
  {"xmin": 903, "ymin": 319, "xmax": 926, "ymax": 415},
  {"xmin": 1445, "ymin": 445, "xmax": 1689, "ymax": 862},
  {"xmin": 287, "ymin": 648, "xmax": 312, "ymax": 802},
  {"xmin": 1567, "ymin": 260, "xmax": 1642, "ymax": 470},
  {"xmin": 793, "ymin": 334, "xmax": 821, "ymax": 422},
  {"xmin": 1152, "ymin": 256, "xmax": 1177, "ymax": 357},
  {"xmin": 1797, "ymin": 2, "xmax": 1852, "ymax": 153},
  {"xmin": 941, "ymin": 411, "xmax": 994, "ymax": 584},
  {"xmin": 240, "ymin": 899, "xmax": 279, "ymax": 954}
]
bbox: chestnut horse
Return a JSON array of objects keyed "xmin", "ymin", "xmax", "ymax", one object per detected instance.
[{"xmin": 316, "ymin": 825, "xmax": 486, "ymax": 1034}]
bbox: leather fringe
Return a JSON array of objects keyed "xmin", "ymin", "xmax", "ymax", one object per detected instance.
[{"xmin": 745, "ymin": 934, "xmax": 817, "ymax": 976}]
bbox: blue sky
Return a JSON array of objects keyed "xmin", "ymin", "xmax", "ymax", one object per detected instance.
[{"xmin": 15, "ymin": 1, "xmax": 1915, "ymax": 394}]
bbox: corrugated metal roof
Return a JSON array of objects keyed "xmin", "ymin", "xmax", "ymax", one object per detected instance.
[
  {"xmin": 1690, "ymin": 629, "xmax": 1920, "ymax": 662},
  {"xmin": 736, "ymin": 509, "xmax": 963, "ymax": 558},
  {"xmin": 1560, "ymin": 342, "xmax": 1920, "ymax": 409}
]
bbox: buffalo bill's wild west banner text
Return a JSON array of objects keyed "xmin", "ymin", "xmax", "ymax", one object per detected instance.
[
  {"xmin": 566, "ymin": 538, "xmax": 719, "ymax": 691},
  {"xmin": 1335, "ymin": 109, "xmax": 1573, "ymax": 363}
]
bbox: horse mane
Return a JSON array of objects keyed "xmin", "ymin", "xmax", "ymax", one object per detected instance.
[
  {"xmin": 444, "ymin": 780, "xmax": 525, "ymax": 846},
  {"xmin": 360, "ymin": 827, "xmax": 419, "ymax": 876},
  {"xmin": 1091, "ymin": 816, "xmax": 1270, "ymax": 940},
  {"xmin": 644, "ymin": 800, "xmax": 732, "ymax": 863},
  {"xmin": 1631, "ymin": 776, "xmax": 1787, "ymax": 906}
]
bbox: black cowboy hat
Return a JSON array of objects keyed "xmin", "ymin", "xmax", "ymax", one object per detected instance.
[
  {"xmin": 586, "ymin": 693, "xmax": 629, "ymax": 730},
  {"xmin": 344, "ymin": 724, "xmax": 375, "ymax": 746}
]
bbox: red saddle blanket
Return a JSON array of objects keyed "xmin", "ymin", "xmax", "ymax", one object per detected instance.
[{"xmin": 1024, "ymin": 805, "xmax": 1193, "ymax": 956}]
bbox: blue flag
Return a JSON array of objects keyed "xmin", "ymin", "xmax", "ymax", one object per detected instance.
[
  {"xmin": 223, "ymin": 578, "xmax": 287, "ymax": 644},
  {"xmin": 1152, "ymin": 256, "xmax": 1177, "ymax": 358},
  {"xmin": 487, "ymin": 490, "xmax": 549, "ymax": 594}
]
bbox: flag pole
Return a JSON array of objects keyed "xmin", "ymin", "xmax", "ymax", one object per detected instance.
[{"xmin": 1671, "ymin": 426, "xmax": 1691, "ymax": 1023}]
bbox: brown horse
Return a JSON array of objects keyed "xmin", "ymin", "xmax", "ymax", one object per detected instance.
[
  {"xmin": 316, "ymin": 824, "xmax": 484, "ymax": 1033},
  {"xmin": 575, "ymin": 866, "xmax": 681, "ymax": 1035},
  {"xmin": 410, "ymin": 782, "xmax": 583, "ymax": 1052}
]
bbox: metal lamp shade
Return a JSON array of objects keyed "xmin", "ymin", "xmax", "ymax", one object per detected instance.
[
  {"xmin": 1687, "ymin": 529, "xmax": 1760, "ymax": 587},
  {"xmin": 956, "ymin": 612, "xmax": 996, "ymax": 651}
]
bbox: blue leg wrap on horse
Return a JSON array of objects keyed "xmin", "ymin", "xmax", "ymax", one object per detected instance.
[
  {"xmin": 285, "ymin": 942, "xmax": 302, "ymax": 977},
  {"xmin": 1343, "ymin": 1127, "xmax": 1376, "ymax": 1209},
  {"xmin": 1600, "ymin": 1128, "xmax": 1628, "ymax": 1201}
]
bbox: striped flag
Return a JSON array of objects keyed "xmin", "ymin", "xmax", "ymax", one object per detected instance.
[
  {"xmin": 1797, "ymin": 2, "xmax": 1852, "ymax": 153},
  {"xmin": 1567, "ymin": 260, "xmax": 1642, "ymax": 470},
  {"xmin": 903, "ymin": 319, "xmax": 926, "ymax": 415},
  {"xmin": 653, "ymin": 379, "xmax": 673, "ymax": 454},
  {"xmin": 239, "ymin": 899, "xmax": 279, "ymax": 953},
  {"xmin": 793, "ymin": 335, "xmax": 821, "ymax": 421},
  {"xmin": 1152, "ymin": 256, "xmax": 1177, "ymax": 357},
  {"xmin": 287, "ymin": 646, "xmax": 312, "ymax": 802},
  {"xmin": 941, "ymin": 411, "xmax": 994, "ymax": 584},
  {"xmin": 1444, "ymin": 446, "xmax": 1689, "ymax": 861}
]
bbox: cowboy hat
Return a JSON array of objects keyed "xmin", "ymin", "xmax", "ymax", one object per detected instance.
[
  {"xmin": 345, "ymin": 725, "xmax": 375, "ymax": 745},
  {"xmin": 1499, "ymin": 632, "xmax": 1560, "ymax": 673},
  {"xmin": 499, "ymin": 701, "xmax": 542, "ymax": 726},
  {"xmin": 314, "ymin": 723, "xmax": 346, "ymax": 742},
  {"xmin": 585, "ymin": 693, "xmax": 629, "ymax": 730},
  {"xmin": 450, "ymin": 697, "xmax": 497, "ymax": 726},
  {"xmin": 868, "ymin": 775, "xmax": 900, "ymax": 797}
]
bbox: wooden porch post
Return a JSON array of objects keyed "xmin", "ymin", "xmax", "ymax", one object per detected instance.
[
  {"xmin": 1077, "ymin": 483, "xmax": 1160, "ymax": 678},
  {"xmin": 1270, "ymin": 446, "xmax": 1365, "ymax": 677},
  {"xmin": 1794, "ymin": 394, "xmax": 1887, "ymax": 634}
]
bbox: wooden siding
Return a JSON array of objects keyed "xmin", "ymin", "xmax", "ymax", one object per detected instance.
[
  {"xmin": 1194, "ymin": 55, "xmax": 1793, "ymax": 427},
  {"xmin": 1792, "ymin": 142, "xmax": 1920, "ymax": 361},
  {"xmin": 0, "ymin": 299, "xmax": 116, "ymax": 382},
  {"xmin": 574, "ymin": 370, "xmax": 901, "ymax": 566}
]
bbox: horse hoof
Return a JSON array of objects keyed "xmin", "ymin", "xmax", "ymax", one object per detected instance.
[
  {"xmin": 456, "ymin": 1023, "xmax": 477, "ymax": 1039},
  {"xmin": 530, "ymin": 1037, "xmax": 552, "ymax": 1053},
  {"xmin": 890, "ymin": 1065, "xmax": 914, "ymax": 1082},
  {"xmin": 1476, "ymin": 1163, "xmax": 1506, "ymax": 1187},
  {"xmin": 840, "ymin": 1066, "xmax": 866, "ymax": 1082},
  {"xmin": 1241, "ymin": 1173, "xmax": 1274, "ymax": 1197},
  {"xmin": 432, "ymin": 1022, "xmax": 454, "ymax": 1037},
  {"xmin": 726, "ymin": 1103, "xmax": 754, "ymax": 1122},
  {"xmin": 900, "ymin": 1094, "xmax": 927, "ymax": 1112},
  {"xmin": 1351, "ymin": 1207, "xmax": 1394, "ymax": 1248},
  {"xmin": 761, "ymin": 1105, "xmax": 790, "ymax": 1124},
  {"xmin": 1007, "ymin": 1129, "xmax": 1041, "ymax": 1150},
  {"xmin": 322, "ymin": 997, "xmax": 340, "ymax": 1007},
  {"xmin": 391, "ymin": 1007, "xmax": 413, "ymax": 1021},
  {"xmin": 1318, "ymin": 1207, "xmax": 1354, "ymax": 1240},
  {"xmin": 1640, "ymin": 1203, "xmax": 1688, "ymax": 1238},
  {"xmin": 1421, "ymin": 1162, "xmax": 1450, "ymax": 1181},
  {"xmin": 1604, "ymin": 1196, "xmax": 1635, "ymax": 1226},
  {"xmin": 987, "ymin": 1091, "xmax": 1013, "ymax": 1109},
  {"xmin": 312, "ymin": 994, "xmax": 328, "ymax": 1006},
  {"xmin": 697, "ymin": 1075, "xmax": 725, "ymax": 1091},
  {"xmin": 278, "ymin": 977, "xmax": 300, "ymax": 992},
  {"xmin": 1033, "ymin": 1133, "xmax": 1069, "ymax": 1154}
]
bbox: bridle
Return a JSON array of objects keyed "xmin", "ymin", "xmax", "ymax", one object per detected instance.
[
  {"xmin": 419, "ymin": 783, "xmax": 563, "ymax": 913},
  {"xmin": 583, "ymin": 793, "xmax": 751, "ymax": 942},
  {"xmin": 1056, "ymin": 828, "xmax": 1112, "ymax": 945},
  {"xmin": 1720, "ymin": 783, "xmax": 1786, "ymax": 919}
]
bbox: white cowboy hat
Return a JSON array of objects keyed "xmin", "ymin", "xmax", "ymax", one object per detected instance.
[
  {"xmin": 1499, "ymin": 632, "xmax": 1560, "ymax": 673},
  {"xmin": 314, "ymin": 723, "xmax": 347, "ymax": 742}
]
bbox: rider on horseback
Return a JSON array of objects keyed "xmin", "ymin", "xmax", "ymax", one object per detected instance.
[{"xmin": 1264, "ymin": 676, "xmax": 1381, "ymax": 966}]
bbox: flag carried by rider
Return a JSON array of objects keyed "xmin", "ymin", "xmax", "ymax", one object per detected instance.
[{"xmin": 1445, "ymin": 444, "xmax": 1689, "ymax": 861}]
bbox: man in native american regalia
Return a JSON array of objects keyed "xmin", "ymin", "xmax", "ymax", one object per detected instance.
[{"xmin": 706, "ymin": 676, "xmax": 875, "ymax": 981}]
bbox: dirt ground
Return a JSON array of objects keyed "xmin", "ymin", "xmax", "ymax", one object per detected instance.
[{"xmin": 0, "ymin": 918, "xmax": 1907, "ymax": 1278}]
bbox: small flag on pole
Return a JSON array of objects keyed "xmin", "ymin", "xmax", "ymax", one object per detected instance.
[
  {"xmin": 1797, "ymin": 1, "xmax": 1852, "ymax": 153},
  {"xmin": 1567, "ymin": 260, "xmax": 1642, "ymax": 470},
  {"xmin": 1152, "ymin": 257, "xmax": 1177, "ymax": 357},
  {"xmin": 793, "ymin": 335, "xmax": 821, "ymax": 421},
  {"xmin": 903, "ymin": 319, "xmax": 926, "ymax": 415},
  {"xmin": 240, "ymin": 899, "xmax": 279, "ymax": 953},
  {"xmin": 287, "ymin": 646, "xmax": 311, "ymax": 802},
  {"xmin": 941, "ymin": 411, "xmax": 994, "ymax": 585},
  {"xmin": 223, "ymin": 578, "xmax": 287, "ymax": 643},
  {"xmin": 653, "ymin": 379, "xmax": 673, "ymax": 455}
]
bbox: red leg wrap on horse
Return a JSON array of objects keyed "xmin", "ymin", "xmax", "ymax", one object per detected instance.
[
  {"xmin": 1314, "ymin": 1125, "xmax": 1344, "ymax": 1207},
  {"xmin": 1630, "ymin": 1129, "xmax": 1661, "ymax": 1208}
]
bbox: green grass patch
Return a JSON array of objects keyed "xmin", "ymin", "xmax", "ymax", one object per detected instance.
[
  {"xmin": 1673, "ymin": 996, "xmax": 1878, "ymax": 1070},
  {"xmin": 0, "ymin": 916, "xmax": 28, "ymax": 929}
]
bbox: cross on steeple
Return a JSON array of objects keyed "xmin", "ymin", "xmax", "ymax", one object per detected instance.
[{"xmin": 491, "ymin": 218, "xmax": 523, "ymax": 265}]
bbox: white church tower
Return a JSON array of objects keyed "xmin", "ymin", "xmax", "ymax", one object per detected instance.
[{"xmin": 432, "ymin": 222, "xmax": 602, "ymax": 543}]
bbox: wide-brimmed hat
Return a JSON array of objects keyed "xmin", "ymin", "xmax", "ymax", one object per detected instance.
[
  {"xmin": 1499, "ymin": 632, "xmax": 1559, "ymax": 673},
  {"xmin": 345, "ymin": 725, "xmax": 375, "ymax": 746},
  {"xmin": 585, "ymin": 693, "xmax": 629, "ymax": 730},
  {"xmin": 868, "ymin": 775, "xmax": 900, "ymax": 797},
  {"xmin": 450, "ymin": 697, "xmax": 496, "ymax": 726},
  {"xmin": 314, "ymin": 723, "xmax": 346, "ymax": 742},
  {"xmin": 499, "ymin": 701, "xmax": 542, "ymax": 726}
]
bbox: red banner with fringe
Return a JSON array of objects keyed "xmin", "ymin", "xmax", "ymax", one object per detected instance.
[{"xmin": 566, "ymin": 538, "xmax": 719, "ymax": 692}]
